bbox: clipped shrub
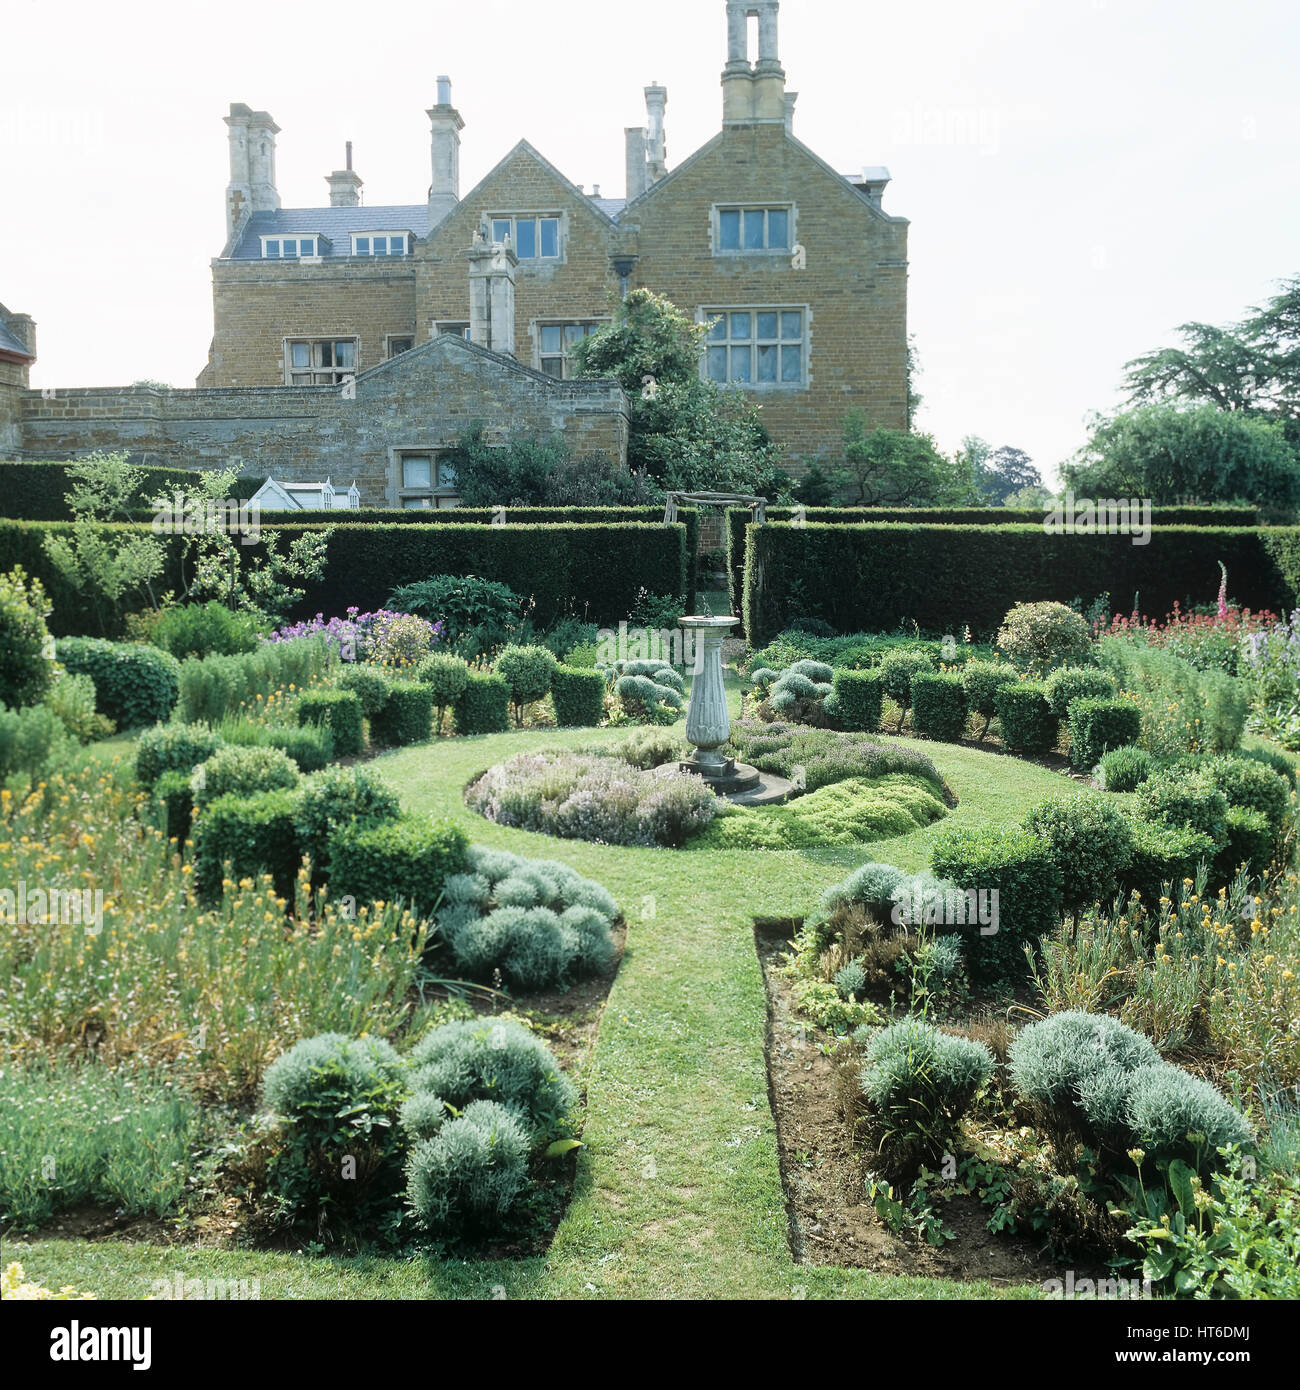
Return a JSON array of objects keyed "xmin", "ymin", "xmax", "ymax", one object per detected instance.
[
  {"xmin": 369, "ymin": 681, "xmax": 433, "ymax": 747},
  {"xmin": 152, "ymin": 601, "xmax": 260, "ymax": 660},
  {"xmin": 551, "ymin": 664, "xmax": 606, "ymax": 727},
  {"xmin": 993, "ymin": 680, "xmax": 1058, "ymax": 754},
  {"xmin": 192, "ymin": 743, "xmax": 299, "ymax": 807},
  {"xmin": 406, "ymin": 1018, "xmax": 576, "ymax": 1143},
  {"xmin": 910, "ymin": 671, "xmax": 968, "ymax": 742},
  {"xmin": 328, "ymin": 814, "xmax": 468, "ymax": 918},
  {"xmin": 0, "ymin": 702, "xmax": 69, "ymax": 787},
  {"xmin": 152, "ymin": 769, "xmax": 194, "ymax": 844},
  {"xmin": 996, "ymin": 601, "xmax": 1093, "ymax": 675},
  {"xmin": 293, "ymin": 765, "xmax": 401, "ymax": 881},
  {"xmin": 1044, "ymin": 664, "xmax": 1118, "ymax": 717},
  {"xmin": 404, "ymin": 1100, "xmax": 530, "ymax": 1234},
  {"xmin": 0, "ymin": 566, "xmax": 54, "ymax": 709},
  {"xmin": 413, "ymin": 652, "xmax": 471, "ymax": 732},
  {"xmin": 1216, "ymin": 804, "xmax": 1275, "ymax": 881},
  {"xmin": 1098, "ymin": 744, "xmax": 1154, "ymax": 792},
  {"xmin": 1024, "ymin": 792, "xmax": 1135, "ymax": 916},
  {"xmin": 1236, "ymin": 745, "xmax": 1296, "ymax": 789},
  {"xmin": 296, "ymin": 688, "xmax": 363, "ymax": 758},
  {"xmin": 1067, "ymin": 697, "xmax": 1143, "ymax": 771},
  {"xmin": 262, "ymin": 723, "xmax": 334, "ymax": 773},
  {"xmin": 337, "ymin": 664, "xmax": 390, "ymax": 719},
  {"xmin": 929, "ymin": 823, "xmax": 1063, "ymax": 984},
  {"xmin": 879, "ymin": 648, "xmax": 934, "ymax": 725},
  {"xmin": 1137, "ymin": 769, "xmax": 1229, "ymax": 849},
  {"xmin": 828, "ymin": 668, "xmax": 883, "ymax": 733},
  {"xmin": 1124, "ymin": 1063, "xmax": 1253, "ymax": 1171},
  {"xmin": 859, "ymin": 1018, "xmax": 994, "ymax": 1185},
  {"xmin": 1188, "ymin": 754, "xmax": 1292, "ymax": 834},
  {"xmin": 134, "ymin": 722, "xmax": 224, "ymax": 789},
  {"xmin": 1119, "ymin": 816, "xmax": 1217, "ymax": 908},
  {"xmin": 192, "ymin": 787, "xmax": 302, "ymax": 900},
  {"xmin": 494, "ymin": 644, "xmax": 559, "ymax": 726},
  {"xmin": 54, "ymin": 637, "xmax": 179, "ymax": 729},
  {"xmin": 452, "ymin": 672, "xmax": 511, "ymax": 736},
  {"xmin": 960, "ymin": 660, "xmax": 1018, "ymax": 738},
  {"xmin": 44, "ymin": 670, "xmax": 113, "ymax": 743}
]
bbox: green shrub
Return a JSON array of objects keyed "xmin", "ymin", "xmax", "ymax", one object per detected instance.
[
  {"xmin": 44, "ymin": 670, "xmax": 113, "ymax": 743},
  {"xmin": 494, "ymin": 644, "xmax": 559, "ymax": 725},
  {"xmin": 452, "ymin": 672, "xmax": 511, "ymax": 735},
  {"xmin": 910, "ymin": 671, "xmax": 968, "ymax": 742},
  {"xmin": 996, "ymin": 601, "xmax": 1093, "ymax": 675},
  {"xmin": 993, "ymin": 680, "xmax": 1058, "ymax": 754},
  {"xmin": 960, "ymin": 660, "xmax": 1018, "ymax": 737},
  {"xmin": 791, "ymin": 980, "xmax": 883, "ymax": 1033},
  {"xmin": 1044, "ymin": 664, "xmax": 1118, "ymax": 716},
  {"xmin": 55, "ymin": 637, "xmax": 179, "ymax": 729},
  {"xmin": 405, "ymin": 1018, "xmax": 576, "ymax": 1144},
  {"xmin": 879, "ymin": 649, "xmax": 934, "ymax": 724},
  {"xmin": 828, "ymin": 668, "xmax": 883, "ymax": 733},
  {"xmin": 1137, "ymin": 769, "xmax": 1229, "ymax": 849},
  {"xmin": 551, "ymin": 664, "xmax": 606, "ymax": 727},
  {"xmin": 859, "ymin": 1018, "xmax": 994, "ymax": 1185},
  {"xmin": 135, "ymin": 722, "xmax": 225, "ymax": 789},
  {"xmin": 820, "ymin": 861, "xmax": 910, "ymax": 921},
  {"xmin": 1119, "ymin": 816, "xmax": 1217, "ymax": 908},
  {"xmin": 261, "ymin": 1033, "xmax": 408, "ymax": 1229},
  {"xmin": 369, "ymin": 681, "xmax": 433, "ymax": 747},
  {"xmin": 0, "ymin": 566, "xmax": 54, "ymax": 709},
  {"xmin": 1067, "ymin": 697, "xmax": 1143, "ymax": 771},
  {"xmin": 192, "ymin": 787, "xmax": 302, "ymax": 901},
  {"xmin": 929, "ymin": 824, "xmax": 1063, "ymax": 985},
  {"xmin": 1124, "ymin": 1063, "xmax": 1253, "ymax": 1171},
  {"xmin": 152, "ymin": 769, "xmax": 194, "ymax": 844},
  {"xmin": 152, "ymin": 601, "xmax": 260, "ymax": 660},
  {"xmin": 413, "ymin": 653, "xmax": 471, "ymax": 731},
  {"xmin": 0, "ymin": 702, "xmax": 69, "ymax": 787},
  {"xmin": 833, "ymin": 961, "xmax": 867, "ymax": 999},
  {"xmin": 724, "ymin": 720, "xmax": 950, "ymax": 798},
  {"xmin": 404, "ymin": 1100, "xmax": 531, "ymax": 1234},
  {"xmin": 1236, "ymin": 745, "xmax": 1296, "ymax": 789},
  {"xmin": 293, "ymin": 765, "xmax": 401, "ymax": 881},
  {"xmin": 1216, "ymin": 805, "xmax": 1275, "ymax": 881},
  {"xmin": 1187, "ymin": 754, "xmax": 1292, "ymax": 833},
  {"xmin": 328, "ymin": 815, "xmax": 468, "ymax": 918},
  {"xmin": 1098, "ymin": 744, "xmax": 1154, "ymax": 792},
  {"xmin": 174, "ymin": 636, "xmax": 332, "ymax": 725},
  {"xmin": 1024, "ymin": 792, "xmax": 1135, "ymax": 916},
  {"xmin": 337, "ymin": 664, "xmax": 390, "ymax": 719},
  {"xmin": 192, "ymin": 743, "xmax": 299, "ymax": 807},
  {"xmin": 295, "ymin": 688, "xmax": 363, "ymax": 758},
  {"xmin": 262, "ymin": 723, "xmax": 334, "ymax": 772},
  {"xmin": 388, "ymin": 575, "xmax": 524, "ymax": 657},
  {"xmin": 590, "ymin": 728, "xmax": 685, "ymax": 770}
]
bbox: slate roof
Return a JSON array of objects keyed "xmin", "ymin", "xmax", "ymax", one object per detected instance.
[
  {"xmin": 229, "ymin": 205, "xmax": 432, "ymax": 259},
  {"xmin": 0, "ymin": 319, "xmax": 32, "ymax": 358}
]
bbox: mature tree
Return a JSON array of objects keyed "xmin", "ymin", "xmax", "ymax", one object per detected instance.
[
  {"xmin": 984, "ymin": 446, "xmax": 1042, "ymax": 504},
  {"xmin": 834, "ymin": 411, "xmax": 975, "ymax": 506},
  {"xmin": 1062, "ymin": 402, "xmax": 1300, "ymax": 508},
  {"xmin": 1124, "ymin": 275, "xmax": 1300, "ymax": 446},
  {"xmin": 905, "ymin": 333, "xmax": 924, "ymax": 428},
  {"xmin": 571, "ymin": 288, "xmax": 782, "ymax": 493}
]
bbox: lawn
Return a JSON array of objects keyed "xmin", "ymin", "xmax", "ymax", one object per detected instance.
[{"xmin": 13, "ymin": 719, "xmax": 1067, "ymax": 1300}]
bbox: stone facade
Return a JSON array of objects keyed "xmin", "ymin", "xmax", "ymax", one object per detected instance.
[{"xmin": 0, "ymin": 304, "xmax": 36, "ymax": 459}]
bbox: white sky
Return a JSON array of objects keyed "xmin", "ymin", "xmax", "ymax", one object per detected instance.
[{"xmin": 3, "ymin": 0, "xmax": 1298, "ymax": 484}]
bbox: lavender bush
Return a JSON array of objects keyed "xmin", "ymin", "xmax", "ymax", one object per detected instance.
[{"xmin": 269, "ymin": 607, "xmax": 444, "ymax": 666}]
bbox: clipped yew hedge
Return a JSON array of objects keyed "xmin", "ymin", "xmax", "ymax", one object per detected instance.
[
  {"xmin": 742, "ymin": 523, "xmax": 1300, "ymax": 644},
  {"xmin": 0, "ymin": 461, "xmax": 198, "ymax": 521}
]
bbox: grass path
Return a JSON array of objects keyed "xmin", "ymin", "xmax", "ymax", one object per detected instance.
[{"xmin": 16, "ymin": 714, "xmax": 1069, "ymax": 1300}]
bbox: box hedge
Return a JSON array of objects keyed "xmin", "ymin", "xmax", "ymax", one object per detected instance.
[
  {"xmin": 929, "ymin": 823, "xmax": 1063, "ymax": 985},
  {"xmin": 993, "ymin": 680, "xmax": 1059, "ymax": 754},
  {"xmin": 910, "ymin": 671, "xmax": 968, "ymax": 742},
  {"xmin": 1216, "ymin": 805, "xmax": 1275, "ymax": 882},
  {"xmin": 337, "ymin": 665, "xmax": 390, "ymax": 719},
  {"xmin": 192, "ymin": 788, "xmax": 303, "ymax": 902},
  {"xmin": 452, "ymin": 672, "xmax": 511, "ymax": 735},
  {"xmin": 328, "ymin": 815, "xmax": 468, "ymax": 919},
  {"xmin": 1119, "ymin": 816, "xmax": 1218, "ymax": 908},
  {"xmin": 551, "ymin": 664, "xmax": 606, "ymax": 727},
  {"xmin": 135, "ymin": 721, "xmax": 224, "ymax": 789},
  {"xmin": 152, "ymin": 769, "xmax": 195, "ymax": 846},
  {"xmin": 296, "ymin": 688, "xmax": 363, "ymax": 758},
  {"xmin": 741, "ymin": 522, "xmax": 1299, "ymax": 645},
  {"xmin": 828, "ymin": 668, "xmax": 883, "ymax": 732},
  {"xmin": 368, "ymin": 682, "xmax": 433, "ymax": 747},
  {"xmin": 54, "ymin": 637, "xmax": 180, "ymax": 729},
  {"xmin": 1067, "ymin": 697, "xmax": 1143, "ymax": 771}
]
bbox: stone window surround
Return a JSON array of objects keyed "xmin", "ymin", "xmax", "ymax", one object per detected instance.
[
  {"xmin": 696, "ymin": 304, "xmax": 813, "ymax": 392},
  {"xmin": 261, "ymin": 234, "xmax": 323, "ymax": 259},
  {"xmin": 386, "ymin": 444, "xmax": 461, "ymax": 509},
  {"xmin": 351, "ymin": 232, "xmax": 411, "ymax": 257},
  {"xmin": 384, "ymin": 334, "xmax": 415, "ymax": 359},
  {"xmin": 282, "ymin": 334, "xmax": 360, "ymax": 385},
  {"xmin": 527, "ymin": 317, "xmax": 610, "ymax": 379},
  {"xmin": 430, "ymin": 321, "xmax": 471, "ymax": 341},
  {"xmin": 709, "ymin": 202, "xmax": 797, "ymax": 256},
  {"xmin": 486, "ymin": 211, "xmax": 567, "ymax": 265}
]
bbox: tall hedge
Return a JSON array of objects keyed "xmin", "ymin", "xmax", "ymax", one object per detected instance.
[
  {"xmin": 0, "ymin": 461, "xmax": 198, "ymax": 521},
  {"xmin": 742, "ymin": 523, "xmax": 1299, "ymax": 645},
  {"xmin": 725, "ymin": 506, "xmax": 1261, "ymax": 629}
]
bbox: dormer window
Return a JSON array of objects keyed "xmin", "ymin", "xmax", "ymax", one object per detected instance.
[
  {"xmin": 353, "ymin": 233, "xmax": 410, "ymax": 257},
  {"xmin": 713, "ymin": 206, "xmax": 793, "ymax": 254},
  {"xmin": 262, "ymin": 236, "xmax": 320, "ymax": 258},
  {"xmin": 489, "ymin": 215, "xmax": 562, "ymax": 260}
]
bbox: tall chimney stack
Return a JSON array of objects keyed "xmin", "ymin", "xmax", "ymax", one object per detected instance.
[
  {"xmin": 224, "ymin": 103, "xmax": 280, "ymax": 241},
  {"xmin": 644, "ymin": 84, "xmax": 668, "ymax": 184},
  {"xmin": 625, "ymin": 127, "xmax": 648, "ymax": 200},
  {"xmin": 427, "ymin": 76, "xmax": 464, "ymax": 227},
  {"xmin": 467, "ymin": 228, "xmax": 518, "ymax": 358},
  {"xmin": 325, "ymin": 141, "xmax": 363, "ymax": 206}
]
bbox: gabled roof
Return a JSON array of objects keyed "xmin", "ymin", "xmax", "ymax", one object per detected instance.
[
  {"xmin": 0, "ymin": 318, "xmax": 33, "ymax": 360},
  {"xmin": 227, "ymin": 205, "xmax": 431, "ymax": 259}
]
